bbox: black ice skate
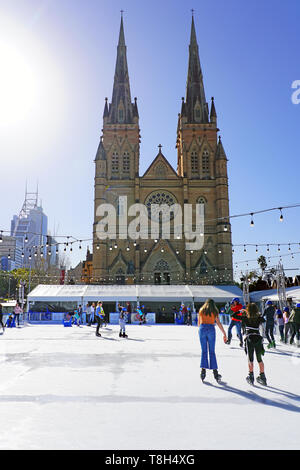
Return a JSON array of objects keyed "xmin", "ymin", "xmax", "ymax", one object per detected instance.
[
  {"xmin": 256, "ymin": 372, "xmax": 267, "ymax": 386},
  {"xmin": 122, "ymin": 332, "xmax": 128, "ymax": 338},
  {"xmin": 213, "ymin": 369, "xmax": 222, "ymax": 383},
  {"xmin": 200, "ymin": 368, "xmax": 206, "ymax": 381},
  {"xmin": 246, "ymin": 372, "xmax": 254, "ymax": 385},
  {"xmin": 119, "ymin": 331, "xmax": 122, "ymax": 337}
]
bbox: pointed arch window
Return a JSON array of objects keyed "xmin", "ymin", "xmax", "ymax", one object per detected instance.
[
  {"xmin": 191, "ymin": 151, "xmax": 198, "ymax": 173},
  {"xmin": 112, "ymin": 152, "xmax": 119, "ymax": 174},
  {"xmin": 118, "ymin": 108, "xmax": 124, "ymax": 123},
  {"xmin": 197, "ymin": 196, "xmax": 206, "ymax": 217},
  {"xmin": 123, "ymin": 152, "xmax": 130, "ymax": 173},
  {"xmin": 202, "ymin": 149, "xmax": 210, "ymax": 177}
]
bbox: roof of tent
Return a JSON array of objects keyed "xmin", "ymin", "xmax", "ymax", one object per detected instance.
[
  {"xmin": 249, "ymin": 289, "xmax": 278, "ymax": 302},
  {"xmin": 138, "ymin": 285, "xmax": 192, "ymax": 302},
  {"xmin": 261, "ymin": 286, "xmax": 300, "ymax": 302},
  {"xmin": 27, "ymin": 285, "xmax": 88, "ymax": 302},
  {"xmin": 189, "ymin": 285, "xmax": 243, "ymax": 302},
  {"xmin": 28, "ymin": 284, "xmax": 243, "ymax": 304}
]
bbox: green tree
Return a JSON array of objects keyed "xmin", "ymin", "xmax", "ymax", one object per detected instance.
[{"xmin": 257, "ymin": 255, "xmax": 267, "ymax": 275}]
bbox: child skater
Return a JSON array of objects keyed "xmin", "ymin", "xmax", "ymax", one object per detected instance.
[
  {"xmin": 241, "ymin": 303, "xmax": 267, "ymax": 386},
  {"xmin": 119, "ymin": 307, "xmax": 128, "ymax": 338}
]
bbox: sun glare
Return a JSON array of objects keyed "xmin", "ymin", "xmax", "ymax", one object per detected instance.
[{"xmin": 0, "ymin": 41, "xmax": 38, "ymax": 127}]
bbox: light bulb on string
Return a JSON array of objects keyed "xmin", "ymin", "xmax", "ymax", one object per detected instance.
[
  {"xmin": 244, "ymin": 245, "xmax": 246, "ymax": 253},
  {"xmin": 279, "ymin": 208, "xmax": 283, "ymax": 222},
  {"xmin": 250, "ymin": 214, "xmax": 254, "ymax": 227}
]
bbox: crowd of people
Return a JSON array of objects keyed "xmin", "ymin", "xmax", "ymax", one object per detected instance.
[
  {"xmin": 197, "ymin": 296, "xmax": 300, "ymax": 387},
  {"xmin": 1, "ymin": 295, "xmax": 299, "ymax": 389}
]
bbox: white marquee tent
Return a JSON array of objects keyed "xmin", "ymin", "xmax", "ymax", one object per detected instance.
[
  {"xmin": 261, "ymin": 286, "xmax": 300, "ymax": 303},
  {"xmin": 27, "ymin": 284, "xmax": 243, "ymax": 307}
]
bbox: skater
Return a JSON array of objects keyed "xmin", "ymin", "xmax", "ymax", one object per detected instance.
[
  {"xmin": 283, "ymin": 307, "xmax": 293, "ymax": 343},
  {"xmin": 88, "ymin": 302, "xmax": 95, "ymax": 326},
  {"xmin": 186, "ymin": 307, "xmax": 192, "ymax": 326},
  {"xmin": 198, "ymin": 298, "xmax": 227, "ymax": 383},
  {"xmin": 77, "ymin": 305, "xmax": 83, "ymax": 324},
  {"xmin": 73, "ymin": 310, "xmax": 82, "ymax": 327},
  {"xmin": 225, "ymin": 298, "xmax": 244, "ymax": 347},
  {"xmin": 241, "ymin": 303, "xmax": 267, "ymax": 386},
  {"xmin": 126, "ymin": 302, "xmax": 132, "ymax": 324},
  {"xmin": 5, "ymin": 315, "xmax": 15, "ymax": 328},
  {"xmin": 181, "ymin": 304, "xmax": 188, "ymax": 324},
  {"xmin": 86, "ymin": 302, "xmax": 91, "ymax": 325},
  {"xmin": 289, "ymin": 304, "xmax": 300, "ymax": 346},
  {"xmin": 0, "ymin": 303, "xmax": 4, "ymax": 331},
  {"xmin": 136, "ymin": 306, "xmax": 144, "ymax": 325},
  {"xmin": 13, "ymin": 302, "xmax": 23, "ymax": 327},
  {"xmin": 263, "ymin": 300, "xmax": 276, "ymax": 348},
  {"xmin": 119, "ymin": 307, "xmax": 128, "ymax": 338},
  {"xmin": 95, "ymin": 301, "xmax": 104, "ymax": 337},
  {"xmin": 275, "ymin": 308, "xmax": 284, "ymax": 342}
]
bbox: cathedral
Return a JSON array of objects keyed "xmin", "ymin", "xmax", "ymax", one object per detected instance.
[{"xmin": 92, "ymin": 15, "xmax": 233, "ymax": 285}]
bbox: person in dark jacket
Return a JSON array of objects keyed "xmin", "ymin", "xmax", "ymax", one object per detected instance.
[
  {"xmin": 241, "ymin": 303, "xmax": 267, "ymax": 386},
  {"xmin": 225, "ymin": 298, "xmax": 243, "ymax": 347},
  {"xmin": 263, "ymin": 300, "xmax": 276, "ymax": 349},
  {"xmin": 289, "ymin": 304, "xmax": 300, "ymax": 347},
  {"xmin": 0, "ymin": 303, "xmax": 4, "ymax": 331}
]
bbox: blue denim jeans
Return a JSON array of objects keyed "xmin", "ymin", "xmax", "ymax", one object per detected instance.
[
  {"xmin": 227, "ymin": 320, "xmax": 243, "ymax": 343},
  {"xmin": 198, "ymin": 324, "xmax": 218, "ymax": 370}
]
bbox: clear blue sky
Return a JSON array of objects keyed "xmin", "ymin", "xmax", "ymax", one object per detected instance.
[{"xmin": 0, "ymin": 0, "xmax": 299, "ymax": 280}]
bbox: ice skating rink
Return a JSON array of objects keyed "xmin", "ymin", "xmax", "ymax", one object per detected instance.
[{"xmin": 0, "ymin": 323, "xmax": 299, "ymax": 450}]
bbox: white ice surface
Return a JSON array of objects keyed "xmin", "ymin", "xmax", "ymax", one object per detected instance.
[{"xmin": 0, "ymin": 324, "xmax": 299, "ymax": 450}]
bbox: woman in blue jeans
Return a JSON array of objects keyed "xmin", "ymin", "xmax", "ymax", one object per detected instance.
[{"xmin": 198, "ymin": 299, "xmax": 227, "ymax": 383}]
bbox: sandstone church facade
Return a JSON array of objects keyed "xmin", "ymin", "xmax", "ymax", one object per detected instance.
[{"xmin": 92, "ymin": 16, "xmax": 233, "ymax": 285}]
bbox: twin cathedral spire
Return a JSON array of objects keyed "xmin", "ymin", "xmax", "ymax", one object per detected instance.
[
  {"xmin": 99, "ymin": 14, "xmax": 222, "ymax": 165},
  {"xmin": 93, "ymin": 14, "xmax": 233, "ymax": 284}
]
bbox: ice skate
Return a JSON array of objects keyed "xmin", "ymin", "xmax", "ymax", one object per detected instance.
[
  {"xmin": 96, "ymin": 332, "xmax": 101, "ymax": 337},
  {"xmin": 213, "ymin": 369, "xmax": 222, "ymax": 383},
  {"xmin": 246, "ymin": 372, "xmax": 254, "ymax": 385},
  {"xmin": 200, "ymin": 368, "xmax": 206, "ymax": 382},
  {"xmin": 119, "ymin": 331, "xmax": 122, "ymax": 337},
  {"xmin": 122, "ymin": 332, "xmax": 128, "ymax": 338},
  {"xmin": 256, "ymin": 372, "xmax": 267, "ymax": 386}
]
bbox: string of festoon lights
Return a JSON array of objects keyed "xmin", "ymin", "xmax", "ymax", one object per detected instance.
[{"xmin": 0, "ymin": 202, "xmax": 299, "ymax": 277}]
